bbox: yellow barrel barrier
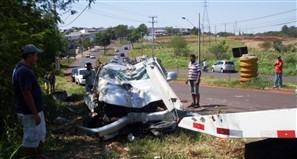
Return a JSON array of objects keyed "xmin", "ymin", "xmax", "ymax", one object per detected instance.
[{"xmin": 239, "ymin": 55, "xmax": 258, "ymax": 83}]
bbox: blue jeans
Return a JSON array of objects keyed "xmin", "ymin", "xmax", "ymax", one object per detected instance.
[
  {"xmin": 189, "ymin": 80, "xmax": 200, "ymax": 95},
  {"xmin": 274, "ymin": 73, "xmax": 282, "ymax": 87},
  {"xmin": 86, "ymin": 85, "xmax": 93, "ymax": 92}
]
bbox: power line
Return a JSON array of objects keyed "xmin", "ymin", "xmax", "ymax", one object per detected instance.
[
  {"xmin": 210, "ymin": 8, "xmax": 296, "ymax": 32},
  {"xmin": 60, "ymin": 4, "xmax": 89, "ymax": 27},
  {"xmin": 68, "ymin": 3, "xmax": 148, "ymax": 24},
  {"xmin": 211, "ymin": 9, "xmax": 296, "ymax": 27},
  {"xmin": 272, "ymin": 20, "xmax": 297, "ymax": 26},
  {"xmin": 237, "ymin": 9, "xmax": 297, "ymax": 23}
]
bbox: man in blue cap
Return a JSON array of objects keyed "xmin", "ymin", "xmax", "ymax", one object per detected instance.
[{"xmin": 12, "ymin": 44, "xmax": 47, "ymax": 158}]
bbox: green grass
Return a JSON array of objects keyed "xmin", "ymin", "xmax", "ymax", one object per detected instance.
[
  {"xmin": 132, "ymin": 36, "xmax": 297, "ymax": 76},
  {"xmin": 177, "ymin": 73, "xmax": 296, "ymax": 90}
]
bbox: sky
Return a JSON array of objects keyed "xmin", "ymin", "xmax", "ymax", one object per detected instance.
[{"xmin": 58, "ymin": 0, "xmax": 297, "ymax": 34}]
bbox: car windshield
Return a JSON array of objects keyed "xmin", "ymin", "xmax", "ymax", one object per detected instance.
[
  {"xmin": 72, "ymin": 69, "xmax": 77, "ymax": 73},
  {"xmin": 100, "ymin": 67, "xmax": 149, "ymax": 81},
  {"xmin": 225, "ymin": 61, "xmax": 234, "ymax": 65},
  {"xmin": 79, "ymin": 70, "xmax": 86, "ymax": 74}
]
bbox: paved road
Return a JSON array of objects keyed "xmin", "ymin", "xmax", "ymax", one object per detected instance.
[
  {"xmin": 66, "ymin": 41, "xmax": 130, "ymax": 69},
  {"xmin": 171, "ymin": 81, "xmax": 296, "ymax": 115}
]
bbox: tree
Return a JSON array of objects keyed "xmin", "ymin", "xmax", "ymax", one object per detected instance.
[
  {"xmin": 137, "ymin": 23, "xmax": 148, "ymax": 35},
  {"xmin": 259, "ymin": 41, "xmax": 272, "ymax": 51},
  {"xmin": 127, "ymin": 29, "xmax": 140, "ymax": 45},
  {"xmin": 165, "ymin": 27, "xmax": 175, "ymax": 36},
  {"xmin": 0, "ymin": 0, "xmax": 95, "ymax": 156},
  {"xmin": 169, "ymin": 36, "xmax": 189, "ymax": 56},
  {"xmin": 209, "ymin": 40, "xmax": 229, "ymax": 60},
  {"xmin": 281, "ymin": 25, "xmax": 290, "ymax": 34},
  {"xmin": 273, "ymin": 39, "xmax": 283, "ymax": 53},
  {"xmin": 114, "ymin": 25, "xmax": 129, "ymax": 42},
  {"xmin": 94, "ymin": 32, "xmax": 110, "ymax": 55},
  {"xmin": 105, "ymin": 27, "xmax": 116, "ymax": 40},
  {"xmin": 190, "ymin": 27, "xmax": 199, "ymax": 35}
]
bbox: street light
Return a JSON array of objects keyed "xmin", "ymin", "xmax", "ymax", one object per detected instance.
[{"xmin": 182, "ymin": 15, "xmax": 201, "ymax": 65}]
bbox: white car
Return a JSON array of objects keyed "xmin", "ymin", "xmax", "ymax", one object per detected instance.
[
  {"xmin": 75, "ymin": 68, "xmax": 87, "ymax": 85},
  {"xmin": 211, "ymin": 60, "xmax": 236, "ymax": 73},
  {"xmin": 90, "ymin": 54, "xmax": 95, "ymax": 59}
]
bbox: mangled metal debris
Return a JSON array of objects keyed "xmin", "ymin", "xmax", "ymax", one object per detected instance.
[{"xmin": 79, "ymin": 55, "xmax": 186, "ymax": 140}]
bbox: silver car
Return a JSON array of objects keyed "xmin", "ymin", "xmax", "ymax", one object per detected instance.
[{"xmin": 211, "ymin": 60, "xmax": 235, "ymax": 73}]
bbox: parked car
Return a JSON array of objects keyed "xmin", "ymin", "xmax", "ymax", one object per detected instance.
[
  {"xmin": 85, "ymin": 54, "xmax": 90, "ymax": 58},
  {"xmin": 211, "ymin": 60, "xmax": 235, "ymax": 73},
  {"xmin": 115, "ymin": 48, "xmax": 119, "ymax": 52},
  {"xmin": 90, "ymin": 54, "xmax": 95, "ymax": 59},
  {"xmin": 75, "ymin": 68, "xmax": 87, "ymax": 85},
  {"xmin": 124, "ymin": 46, "xmax": 128, "ymax": 50},
  {"xmin": 71, "ymin": 68, "xmax": 78, "ymax": 82}
]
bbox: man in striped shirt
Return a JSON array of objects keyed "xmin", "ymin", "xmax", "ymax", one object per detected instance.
[{"xmin": 185, "ymin": 54, "xmax": 201, "ymax": 108}]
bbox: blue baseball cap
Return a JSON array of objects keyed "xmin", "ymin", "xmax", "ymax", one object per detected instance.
[{"xmin": 21, "ymin": 44, "xmax": 43, "ymax": 54}]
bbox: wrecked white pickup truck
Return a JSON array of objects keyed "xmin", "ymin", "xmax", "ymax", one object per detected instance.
[{"xmin": 80, "ymin": 55, "xmax": 186, "ymax": 140}]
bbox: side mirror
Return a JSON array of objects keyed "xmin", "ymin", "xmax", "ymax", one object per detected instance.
[{"xmin": 166, "ymin": 71, "xmax": 177, "ymax": 81}]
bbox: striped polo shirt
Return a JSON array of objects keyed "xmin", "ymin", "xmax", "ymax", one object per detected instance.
[{"xmin": 187, "ymin": 61, "xmax": 201, "ymax": 80}]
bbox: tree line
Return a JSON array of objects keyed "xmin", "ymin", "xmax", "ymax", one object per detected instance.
[{"xmin": 0, "ymin": 0, "xmax": 95, "ymax": 157}]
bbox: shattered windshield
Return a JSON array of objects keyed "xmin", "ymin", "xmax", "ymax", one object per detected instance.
[{"xmin": 99, "ymin": 67, "xmax": 149, "ymax": 81}]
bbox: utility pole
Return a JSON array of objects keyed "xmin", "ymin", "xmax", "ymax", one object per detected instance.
[
  {"xmin": 198, "ymin": 13, "xmax": 201, "ymax": 65},
  {"xmin": 224, "ymin": 24, "xmax": 226, "ymax": 38},
  {"xmin": 215, "ymin": 25, "xmax": 217, "ymax": 44},
  {"xmin": 182, "ymin": 15, "xmax": 201, "ymax": 64},
  {"xmin": 140, "ymin": 31, "xmax": 143, "ymax": 55},
  {"xmin": 149, "ymin": 16, "xmax": 157, "ymax": 56}
]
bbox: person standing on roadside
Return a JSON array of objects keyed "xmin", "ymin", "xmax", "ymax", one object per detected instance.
[
  {"xmin": 185, "ymin": 54, "xmax": 201, "ymax": 108},
  {"xmin": 95, "ymin": 60, "xmax": 103, "ymax": 72},
  {"xmin": 12, "ymin": 44, "xmax": 47, "ymax": 159},
  {"xmin": 273, "ymin": 55, "xmax": 283, "ymax": 88},
  {"xmin": 44, "ymin": 72, "xmax": 50, "ymax": 94},
  {"xmin": 202, "ymin": 59, "xmax": 208, "ymax": 72},
  {"xmin": 48, "ymin": 70, "xmax": 55, "ymax": 94},
  {"xmin": 83, "ymin": 62, "xmax": 95, "ymax": 92}
]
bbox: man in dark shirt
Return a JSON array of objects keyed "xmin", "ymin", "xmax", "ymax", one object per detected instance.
[{"xmin": 12, "ymin": 44, "xmax": 46, "ymax": 158}]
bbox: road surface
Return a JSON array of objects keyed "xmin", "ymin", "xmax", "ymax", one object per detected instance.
[{"xmin": 171, "ymin": 81, "xmax": 296, "ymax": 115}]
